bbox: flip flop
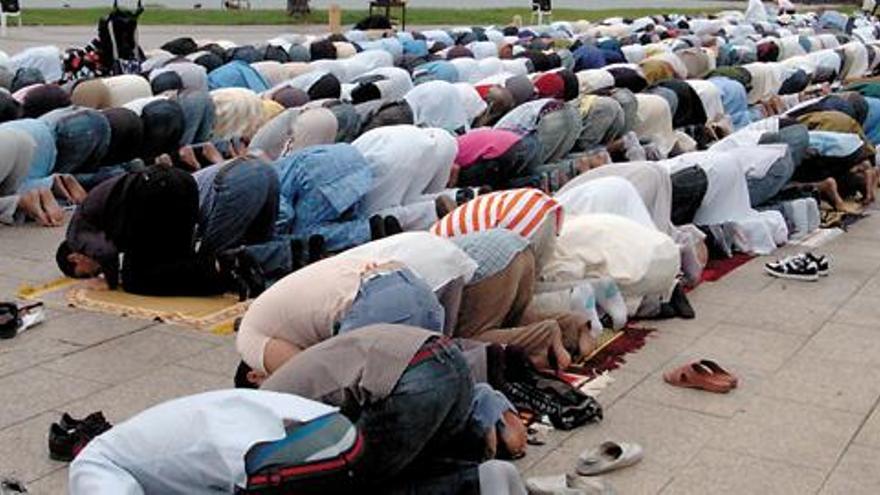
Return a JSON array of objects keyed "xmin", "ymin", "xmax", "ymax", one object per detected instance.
[
  {"xmin": 698, "ymin": 359, "xmax": 738, "ymax": 388},
  {"xmin": 663, "ymin": 362, "xmax": 734, "ymax": 393}
]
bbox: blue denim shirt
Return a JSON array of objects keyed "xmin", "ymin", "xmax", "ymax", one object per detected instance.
[{"xmin": 273, "ymin": 144, "xmax": 373, "ymax": 244}]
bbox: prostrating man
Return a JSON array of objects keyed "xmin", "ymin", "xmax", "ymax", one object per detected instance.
[
  {"xmin": 261, "ymin": 325, "xmax": 530, "ymax": 480},
  {"xmin": 55, "ymin": 164, "xmax": 265, "ymax": 296},
  {"xmin": 451, "ymin": 228, "xmax": 597, "ymax": 370},
  {"xmin": 69, "ymin": 388, "xmax": 528, "ymax": 494},
  {"xmin": 236, "ymin": 255, "xmax": 446, "ymax": 378}
]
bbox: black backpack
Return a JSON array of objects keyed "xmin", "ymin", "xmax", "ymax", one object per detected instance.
[
  {"xmin": 1, "ymin": 0, "xmax": 20, "ymax": 13},
  {"xmin": 238, "ymin": 413, "xmax": 364, "ymax": 494},
  {"xmin": 95, "ymin": 0, "xmax": 146, "ymax": 75}
]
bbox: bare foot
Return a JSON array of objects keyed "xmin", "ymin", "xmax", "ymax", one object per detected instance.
[
  {"xmin": 232, "ymin": 138, "xmax": 249, "ymax": 157},
  {"xmin": 435, "ymin": 195, "xmax": 457, "ymax": 219},
  {"xmin": 52, "ymin": 175, "xmax": 72, "ymax": 202},
  {"xmin": 579, "ymin": 330, "xmax": 597, "ymax": 359},
  {"xmin": 498, "ymin": 410, "xmax": 528, "ymax": 459},
  {"xmin": 550, "ymin": 333, "xmax": 572, "ymax": 370},
  {"xmin": 59, "ymin": 175, "xmax": 87, "ymax": 204},
  {"xmin": 177, "ymin": 146, "xmax": 201, "ymax": 171},
  {"xmin": 154, "ymin": 154, "xmax": 173, "ymax": 167},
  {"xmin": 38, "ymin": 189, "xmax": 64, "ymax": 226},
  {"xmin": 17, "ymin": 191, "xmax": 50, "ymax": 225},
  {"xmin": 202, "ymin": 142, "xmax": 224, "ymax": 163}
]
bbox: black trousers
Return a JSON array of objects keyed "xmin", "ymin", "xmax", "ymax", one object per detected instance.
[{"xmin": 670, "ymin": 165, "xmax": 709, "ymax": 226}]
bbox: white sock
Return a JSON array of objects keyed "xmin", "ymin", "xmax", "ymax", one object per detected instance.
[
  {"xmin": 592, "ymin": 277, "xmax": 628, "ymax": 330},
  {"xmin": 570, "ymin": 282, "xmax": 604, "ymax": 337}
]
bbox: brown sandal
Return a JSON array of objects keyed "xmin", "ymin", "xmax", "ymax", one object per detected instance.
[
  {"xmin": 698, "ymin": 359, "xmax": 738, "ymax": 388},
  {"xmin": 663, "ymin": 362, "xmax": 734, "ymax": 393}
]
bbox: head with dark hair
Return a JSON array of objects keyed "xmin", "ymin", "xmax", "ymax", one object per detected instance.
[
  {"xmin": 56, "ymin": 241, "xmax": 102, "ymax": 279},
  {"xmin": 56, "ymin": 241, "xmax": 76, "ymax": 278},
  {"xmin": 234, "ymin": 360, "xmax": 260, "ymax": 389}
]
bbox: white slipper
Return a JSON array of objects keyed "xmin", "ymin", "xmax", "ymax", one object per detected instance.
[
  {"xmin": 576, "ymin": 441, "xmax": 643, "ymax": 476},
  {"xmin": 525, "ymin": 474, "xmax": 615, "ymax": 495}
]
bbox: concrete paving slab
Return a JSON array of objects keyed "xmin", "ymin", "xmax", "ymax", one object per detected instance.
[
  {"xmin": 709, "ymin": 396, "xmax": 862, "ymax": 471},
  {"xmin": 661, "ymin": 448, "xmax": 826, "ymax": 495}
]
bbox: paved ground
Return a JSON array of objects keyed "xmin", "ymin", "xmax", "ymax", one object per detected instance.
[
  {"xmin": 2, "ymin": 203, "xmax": 880, "ymax": 494},
  {"xmin": 24, "ymin": 1, "xmax": 744, "ymax": 11},
  {"xmin": 0, "ymin": 25, "xmax": 330, "ymax": 53}
]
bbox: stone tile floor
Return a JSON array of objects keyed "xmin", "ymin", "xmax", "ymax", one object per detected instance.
[{"xmin": 2, "ymin": 209, "xmax": 880, "ymax": 494}]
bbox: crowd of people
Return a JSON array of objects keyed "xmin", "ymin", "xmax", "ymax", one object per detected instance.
[{"xmin": 1, "ymin": 0, "xmax": 879, "ymax": 492}]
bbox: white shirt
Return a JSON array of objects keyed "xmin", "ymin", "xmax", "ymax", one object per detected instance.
[{"xmin": 70, "ymin": 390, "xmax": 337, "ymax": 495}]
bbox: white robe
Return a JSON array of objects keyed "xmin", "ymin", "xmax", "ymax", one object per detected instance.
[{"xmin": 352, "ymin": 125, "xmax": 457, "ymax": 230}]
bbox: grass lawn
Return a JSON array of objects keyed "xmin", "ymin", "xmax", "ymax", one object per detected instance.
[{"xmin": 20, "ymin": 7, "xmax": 730, "ymax": 26}]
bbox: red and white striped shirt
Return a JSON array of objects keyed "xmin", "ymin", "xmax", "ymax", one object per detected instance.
[{"xmin": 431, "ymin": 188, "xmax": 564, "ymax": 240}]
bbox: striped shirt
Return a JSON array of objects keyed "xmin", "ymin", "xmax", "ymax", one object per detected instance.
[{"xmin": 431, "ymin": 188, "xmax": 563, "ymax": 240}]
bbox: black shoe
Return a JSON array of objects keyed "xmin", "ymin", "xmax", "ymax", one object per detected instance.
[
  {"xmin": 669, "ymin": 283, "xmax": 695, "ymax": 319},
  {"xmin": 455, "ymin": 188, "xmax": 475, "ymax": 206},
  {"xmin": 383, "ymin": 216, "xmax": 403, "ymax": 237},
  {"xmin": 0, "ymin": 477, "xmax": 28, "ymax": 494},
  {"xmin": 59, "ymin": 412, "xmax": 111, "ymax": 434},
  {"xmin": 369, "ymin": 215, "xmax": 386, "ymax": 240},
  {"xmin": 764, "ymin": 255, "xmax": 819, "ymax": 281},
  {"xmin": 235, "ymin": 251, "xmax": 266, "ymax": 299},
  {"xmin": 289, "ymin": 239, "xmax": 305, "ymax": 271},
  {"xmin": 48, "ymin": 423, "xmax": 88, "ymax": 462},
  {"xmin": 308, "ymin": 235, "xmax": 326, "ymax": 264},
  {"xmin": 218, "ymin": 248, "xmax": 267, "ymax": 300},
  {"xmin": 804, "ymin": 252, "xmax": 830, "ymax": 276}
]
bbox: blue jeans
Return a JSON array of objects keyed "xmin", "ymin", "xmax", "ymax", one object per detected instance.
[
  {"xmin": 353, "ymin": 339, "xmax": 478, "ymax": 486},
  {"xmin": 52, "ymin": 109, "xmax": 111, "ymax": 174},
  {"xmin": 748, "ymin": 124, "xmax": 809, "ymax": 206},
  {"xmin": 337, "ymin": 268, "xmax": 445, "ymax": 335},
  {"xmin": 199, "ymin": 159, "xmax": 279, "ymax": 254},
  {"xmin": 178, "ymin": 90, "xmax": 216, "ymax": 146},
  {"xmin": 747, "ymin": 156, "xmax": 796, "ymax": 207}
]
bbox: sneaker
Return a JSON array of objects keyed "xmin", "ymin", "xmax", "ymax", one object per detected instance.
[
  {"xmin": 0, "ymin": 477, "xmax": 28, "ymax": 494},
  {"xmin": 804, "ymin": 252, "xmax": 830, "ymax": 276},
  {"xmin": 764, "ymin": 255, "xmax": 819, "ymax": 281}
]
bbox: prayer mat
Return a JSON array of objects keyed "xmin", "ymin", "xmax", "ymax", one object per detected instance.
[
  {"xmin": 819, "ymin": 199, "xmax": 867, "ymax": 230},
  {"xmin": 65, "ymin": 287, "xmax": 248, "ymax": 334},
  {"xmin": 567, "ymin": 326, "xmax": 656, "ymax": 378},
  {"xmin": 699, "ymin": 253, "xmax": 755, "ymax": 283},
  {"xmin": 17, "ymin": 277, "xmax": 246, "ymax": 334}
]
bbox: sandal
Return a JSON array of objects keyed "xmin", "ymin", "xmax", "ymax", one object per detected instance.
[
  {"xmin": 663, "ymin": 361, "xmax": 734, "ymax": 393},
  {"xmin": 697, "ymin": 359, "xmax": 738, "ymax": 388}
]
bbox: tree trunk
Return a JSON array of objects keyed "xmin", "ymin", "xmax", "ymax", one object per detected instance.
[{"xmin": 287, "ymin": 0, "xmax": 310, "ymax": 15}]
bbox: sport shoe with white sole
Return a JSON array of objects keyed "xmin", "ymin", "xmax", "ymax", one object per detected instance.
[{"xmin": 764, "ymin": 255, "xmax": 819, "ymax": 281}]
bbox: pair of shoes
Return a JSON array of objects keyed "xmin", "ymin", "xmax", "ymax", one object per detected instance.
[
  {"xmin": 218, "ymin": 248, "xmax": 267, "ymax": 301},
  {"xmin": 369, "ymin": 215, "xmax": 404, "ymax": 240},
  {"xmin": 663, "ymin": 359, "xmax": 738, "ymax": 393},
  {"xmin": 48, "ymin": 412, "xmax": 112, "ymax": 462},
  {"xmin": 764, "ymin": 252, "xmax": 830, "ymax": 281}
]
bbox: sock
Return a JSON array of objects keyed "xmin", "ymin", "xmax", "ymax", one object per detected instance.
[
  {"xmin": 383, "ymin": 215, "xmax": 403, "ymax": 236},
  {"xmin": 369, "ymin": 215, "xmax": 385, "ymax": 240},
  {"xmin": 307, "ymin": 235, "xmax": 325, "ymax": 264},
  {"xmin": 670, "ymin": 283, "xmax": 695, "ymax": 319},
  {"xmin": 485, "ymin": 344, "xmax": 507, "ymax": 389},
  {"xmin": 591, "ymin": 277, "xmax": 628, "ymax": 330},
  {"xmin": 570, "ymin": 282, "xmax": 604, "ymax": 337},
  {"xmin": 289, "ymin": 239, "xmax": 305, "ymax": 271}
]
